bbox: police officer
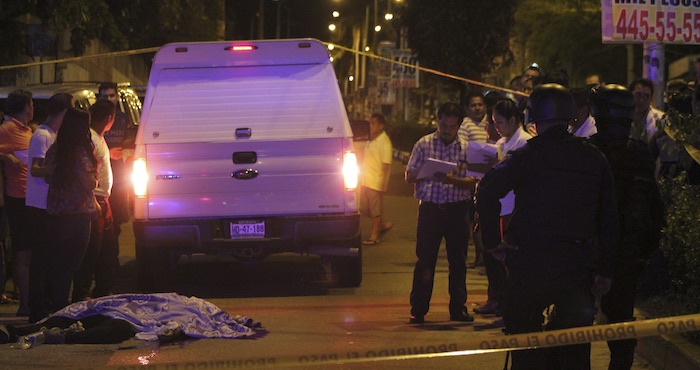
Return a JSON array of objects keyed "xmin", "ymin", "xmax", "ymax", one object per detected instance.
[
  {"xmin": 588, "ymin": 84, "xmax": 664, "ymax": 370},
  {"xmin": 476, "ymin": 84, "xmax": 619, "ymax": 369}
]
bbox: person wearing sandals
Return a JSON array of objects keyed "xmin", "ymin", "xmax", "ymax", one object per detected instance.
[{"xmin": 360, "ymin": 113, "xmax": 393, "ymax": 246}]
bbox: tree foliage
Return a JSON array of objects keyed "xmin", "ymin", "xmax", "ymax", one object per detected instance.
[
  {"xmin": 514, "ymin": 0, "xmax": 700, "ymax": 86},
  {"xmin": 0, "ymin": 0, "xmax": 224, "ymax": 66},
  {"xmin": 106, "ymin": 0, "xmax": 224, "ymax": 50},
  {"xmin": 513, "ymin": 0, "xmax": 622, "ymax": 84},
  {"xmin": 402, "ymin": 0, "xmax": 516, "ymax": 89}
]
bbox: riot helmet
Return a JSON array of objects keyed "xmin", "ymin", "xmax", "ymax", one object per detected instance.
[
  {"xmin": 588, "ymin": 84, "xmax": 635, "ymax": 122},
  {"xmin": 526, "ymin": 83, "xmax": 577, "ymax": 124}
]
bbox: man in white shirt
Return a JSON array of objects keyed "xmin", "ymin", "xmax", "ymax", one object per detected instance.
[
  {"xmin": 72, "ymin": 100, "xmax": 116, "ymax": 302},
  {"xmin": 630, "ymin": 78, "xmax": 664, "ymax": 143},
  {"xmin": 26, "ymin": 93, "xmax": 73, "ymax": 322}
]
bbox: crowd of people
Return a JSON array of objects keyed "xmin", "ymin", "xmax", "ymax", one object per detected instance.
[
  {"xmin": 390, "ymin": 63, "xmax": 699, "ymax": 369},
  {"xmin": 0, "ymin": 83, "xmax": 132, "ymax": 324},
  {"xmin": 1, "ymin": 60, "xmax": 698, "ymax": 361}
]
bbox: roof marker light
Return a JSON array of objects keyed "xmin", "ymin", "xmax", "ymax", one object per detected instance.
[{"xmin": 225, "ymin": 45, "xmax": 257, "ymax": 51}]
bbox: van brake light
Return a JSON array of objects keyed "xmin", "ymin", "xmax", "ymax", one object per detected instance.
[
  {"xmin": 132, "ymin": 158, "xmax": 148, "ymax": 198},
  {"xmin": 342, "ymin": 152, "xmax": 359, "ymax": 191},
  {"xmin": 225, "ymin": 45, "xmax": 258, "ymax": 51}
]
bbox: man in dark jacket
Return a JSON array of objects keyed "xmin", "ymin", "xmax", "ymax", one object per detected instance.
[
  {"xmin": 476, "ymin": 84, "xmax": 619, "ymax": 370},
  {"xmin": 588, "ymin": 84, "xmax": 664, "ymax": 370}
]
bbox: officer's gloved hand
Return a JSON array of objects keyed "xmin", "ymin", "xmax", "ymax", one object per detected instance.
[{"xmin": 592, "ymin": 275, "xmax": 612, "ymax": 297}]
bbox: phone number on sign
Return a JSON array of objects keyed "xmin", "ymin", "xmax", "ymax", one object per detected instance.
[{"xmin": 614, "ymin": 9, "xmax": 700, "ymax": 43}]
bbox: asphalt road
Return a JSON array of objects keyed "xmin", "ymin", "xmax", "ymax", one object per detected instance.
[{"xmin": 0, "ymin": 161, "xmax": 657, "ymax": 369}]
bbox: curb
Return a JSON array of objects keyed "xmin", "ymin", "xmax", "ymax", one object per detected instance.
[{"xmin": 637, "ymin": 331, "xmax": 700, "ymax": 370}]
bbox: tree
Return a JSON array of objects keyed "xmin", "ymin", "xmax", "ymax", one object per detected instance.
[
  {"xmin": 402, "ymin": 0, "xmax": 517, "ymax": 98},
  {"xmin": 107, "ymin": 0, "xmax": 224, "ymax": 50},
  {"xmin": 513, "ymin": 0, "xmax": 623, "ymax": 85},
  {"xmin": 0, "ymin": 0, "xmax": 224, "ymax": 68},
  {"xmin": 513, "ymin": 0, "xmax": 700, "ymax": 86}
]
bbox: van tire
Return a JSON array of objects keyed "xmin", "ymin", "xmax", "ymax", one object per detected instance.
[
  {"xmin": 327, "ymin": 251, "xmax": 362, "ymax": 288},
  {"xmin": 135, "ymin": 244, "xmax": 170, "ymax": 292}
]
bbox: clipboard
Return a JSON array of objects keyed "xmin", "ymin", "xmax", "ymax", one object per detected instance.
[{"xmin": 416, "ymin": 158, "xmax": 457, "ymax": 179}]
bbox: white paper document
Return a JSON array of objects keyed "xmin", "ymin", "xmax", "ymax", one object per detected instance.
[
  {"xmin": 416, "ymin": 158, "xmax": 457, "ymax": 179},
  {"xmin": 466, "ymin": 142, "xmax": 498, "ymax": 164}
]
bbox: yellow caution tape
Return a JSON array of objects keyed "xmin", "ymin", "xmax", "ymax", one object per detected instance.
[
  {"xmin": 0, "ymin": 41, "xmax": 525, "ymax": 98},
  {"xmin": 91, "ymin": 313, "xmax": 698, "ymax": 369},
  {"xmin": 325, "ymin": 42, "xmax": 528, "ymax": 97},
  {"xmin": 0, "ymin": 47, "xmax": 160, "ymax": 71}
]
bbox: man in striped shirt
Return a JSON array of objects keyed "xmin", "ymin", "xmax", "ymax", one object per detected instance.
[
  {"xmin": 405, "ymin": 102, "xmax": 478, "ymax": 324},
  {"xmin": 458, "ymin": 92, "xmax": 488, "ymax": 143},
  {"xmin": 458, "ymin": 92, "xmax": 488, "ymax": 269}
]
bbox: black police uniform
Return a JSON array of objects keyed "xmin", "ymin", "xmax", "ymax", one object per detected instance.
[
  {"xmin": 590, "ymin": 134, "xmax": 662, "ymax": 370},
  {"xmin": 476, "ymin": 124, "xmax": 619, "ymax": 370}
]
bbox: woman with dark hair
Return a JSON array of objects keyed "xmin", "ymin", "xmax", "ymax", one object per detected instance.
[
  {"xmin": 44, "ymin": 107, "xmax": 98, "ymax": 313},
  {"xmin": 474, "ymin": 99, "xmax": 532, "ymax": 318}
]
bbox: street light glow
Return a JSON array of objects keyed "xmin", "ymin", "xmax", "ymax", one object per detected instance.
[
  {"xmin": 364, "ymin": 46, "xmax": 370, "ymax": 52},
  {"xmin": 385, "ymin": 13, "xmax": 393, "ymax": 20},
  {"xmin": 332, "ymin": 10, "xmax": 340, "ymax": 18},
  {"xmin": 327, "ymin": 44, "xmax": 334, "ymax": 50},
  {"xmin": 349, "ymin": 76, "xmax": 354, "ymax": 82},
  {"xmin": 328, "ymin": 23, "xmax": 337, "ymax": 31},
  {"xmin": 374, "ymin": 25, "xmax": 381, "ymax": 32}
]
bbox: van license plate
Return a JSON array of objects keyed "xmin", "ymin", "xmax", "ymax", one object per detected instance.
[{"xmin": 230, "ymin": 221, "xmax": 265, "ymax": 239}]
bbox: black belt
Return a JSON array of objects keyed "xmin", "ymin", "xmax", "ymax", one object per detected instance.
[{"xmin": 420, "ymin": 200, "xmax": 469, "ymax": 210}]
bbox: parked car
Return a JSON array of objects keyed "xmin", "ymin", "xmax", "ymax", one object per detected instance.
[
  {"xmin": 0, "ymin": 83, "xmax": 96, "ymax": 124},
  {"xmin": 132, "ymin": 39, "xmax": 363, "ymax": 291},
  {"xmin": 0, "ymin": 82, "xmax": 142, "ymax": 129}
]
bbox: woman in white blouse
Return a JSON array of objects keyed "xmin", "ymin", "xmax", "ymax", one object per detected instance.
[{"xmin": 474, "ymin": 99, "xmax": 532, "ymax": 318}]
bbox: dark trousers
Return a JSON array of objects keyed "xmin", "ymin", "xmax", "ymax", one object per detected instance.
[
  {"xmin": 601, "ymin": 257, "xmax": 642, "ymax": 370},
  {"xmin": 503, "ymin": 243, "xmax": 596, "ymax": 370},
  {"xmin": 72, "ymin": 198, "xmax": 118, "ymax": 301},
  {"xmin": 410, "ymin": 201, "xmax": 469, "ymax": 317},
  {"xmin": 484, "ymin": 215, "xmax": 510, "ymax": 305},
  {"xmin": 46, "ymin": 213, "xmax": 92, "ymax": 312},
  {"xmin": 4, "ymin": 196, "xmax": 33, "ymax": 252},
  {"xmin": 27, "ymin": 207, "xmax": 51, "ymax": 323},
  {"xmin": 10, "ymin": 315, "xmax": 136, "ymax": 344}
]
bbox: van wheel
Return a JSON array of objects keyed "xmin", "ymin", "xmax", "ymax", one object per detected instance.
[
  {"xmin": 325, "ymin": 253, "xmax": 362, "ymax": 288},
  {"xmin": 135, "ymin": 244, "xmax": 171, "ymax": 292}
]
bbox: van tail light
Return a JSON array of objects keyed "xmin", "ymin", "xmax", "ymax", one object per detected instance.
[
  {"xmin": 132, "ymin": 158, "xmax": 149, "ymax": 198},
  {"xmin": 342, "ymin": 151, "xmax": 359, "ymax": 191}
]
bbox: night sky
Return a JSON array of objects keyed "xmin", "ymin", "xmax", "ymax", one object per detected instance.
[
  {"xmin": 229, "ymin": 0, "xmax": 334, "ymax": 41},
  {"xmin": 228, "ymin": 0, "xmax": 377, "ymax": 41}
]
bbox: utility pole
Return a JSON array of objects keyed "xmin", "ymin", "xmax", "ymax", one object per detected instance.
[
  {"xmin": 217, "ymin": 0, "xmax": 225, "ymax": 40},
  {"xmin": 643, "ymin": 42, "xmax": 665, "ymax": 110},
  {"xmin": 257, "ymin": 0, "xmax": 265, "ymax": 39}
]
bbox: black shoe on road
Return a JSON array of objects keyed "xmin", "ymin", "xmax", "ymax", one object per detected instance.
[{"xmin": 450, "ymin": 311, "xmax": 475, "ymax": 322}]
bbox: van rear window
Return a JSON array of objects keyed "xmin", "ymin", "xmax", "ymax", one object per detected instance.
[{"xmin": 143, "ymin": 64, "xmax": 348, "ymax": 143}]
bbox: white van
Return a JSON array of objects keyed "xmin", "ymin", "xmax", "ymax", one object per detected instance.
[{"xmin": 132, "ymin": 39, "xmax": 362, "ymax": 290}]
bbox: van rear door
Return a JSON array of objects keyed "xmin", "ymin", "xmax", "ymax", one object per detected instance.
[{"xmin": 135, "ymin": 40, "xmax": 355, "ymax": 220}]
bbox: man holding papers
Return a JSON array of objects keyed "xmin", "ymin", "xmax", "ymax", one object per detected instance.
[{"xmin": 405, "ymin": 102, "xmax": 478, "ymax": 324}]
